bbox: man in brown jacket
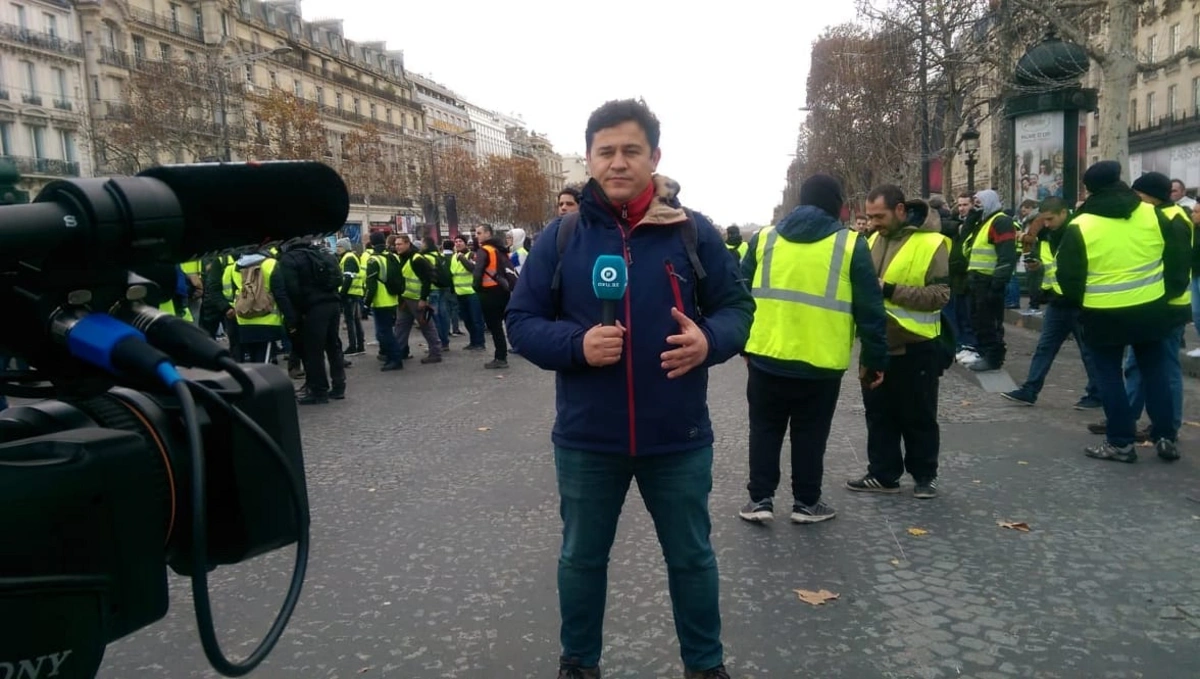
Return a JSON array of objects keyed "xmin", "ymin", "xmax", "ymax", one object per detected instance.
[{"xmin": 847, "ymin": 185, "xmax": 951, "ymax": 499}]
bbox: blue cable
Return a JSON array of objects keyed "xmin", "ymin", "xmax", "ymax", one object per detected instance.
[{"xmin": 65, "ymin": 313, "xmax": 182, "ymax": 390}]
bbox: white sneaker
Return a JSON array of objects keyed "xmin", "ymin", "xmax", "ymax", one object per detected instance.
[
  {"xmin": 1188, "ymin": 348, "xmax": 1200, "ymax": 358},
  {"xmin": 955, "ymin": 349, "xmax": 972, "ymax": 362},
  {"xmin": 959, "ymin": 351, "xmax": 982, "ymax": 365}
]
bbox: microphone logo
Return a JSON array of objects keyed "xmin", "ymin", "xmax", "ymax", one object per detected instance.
[{"xmin": 599, "ymin": 266, "xmax": 619, "ymax": 283}]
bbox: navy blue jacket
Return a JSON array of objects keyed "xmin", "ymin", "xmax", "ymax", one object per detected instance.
[
  {"xmin": 741, "ymin": 205, "xmax": 890, "ymax": 379},
  {"xmin": 506, "ymin": 178, "xmax": 755, "ymax": 456}
]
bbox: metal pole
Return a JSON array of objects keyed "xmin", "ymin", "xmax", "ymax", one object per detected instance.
[
  {"xmin": 430, "ymin": 141, "xmax": 441, "ymax": 228},
  {"xmin": 918, "ymin": 0, "xmax": 930, "ymax": 198},
  {"xmin": 218, "ymin": 66, "xmax": 231, "ymax": 162},
  {"xmin": 966, "ymin": 154, "xmax": 976, "ymax": 194}
]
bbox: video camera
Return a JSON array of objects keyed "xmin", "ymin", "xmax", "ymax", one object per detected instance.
[{"xmin": 0, "ymin": 161, "xmax": 351, "ymax": 678}]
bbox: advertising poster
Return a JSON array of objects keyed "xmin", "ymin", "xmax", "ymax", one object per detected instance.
[
  {"xmin": 1129, "ymin": 141, "xmax": 1200, "ymax": 189},
  {"xmin": 1014, "ymin": 112, "xmax": 1065, "ymax": 206}
]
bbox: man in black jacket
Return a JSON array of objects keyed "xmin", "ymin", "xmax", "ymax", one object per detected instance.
[{"xmin": 276, "ymin": 240, "xmax": 347, "ymax": 404}]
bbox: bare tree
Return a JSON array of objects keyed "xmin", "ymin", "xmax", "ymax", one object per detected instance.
[{"xmin": 249, "ymin": 89, "xmax": 326, "ymax": 160}]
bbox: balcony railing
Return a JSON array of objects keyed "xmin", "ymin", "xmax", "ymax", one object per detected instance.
[
  {"xmin": 0, "ymin": 155, "xmax": 80, "ymax": 177},
  {"xmin": 53, "ymin": 99, "xmax": 71, "ymax": 111},
  {"xmin": 99, "ymin": 46, "xmax": 130, "ymax": 68},
  {"xmin": 127, "ymin": 6, "xmax": 202, "ymax": 42},
  {"xmin": 299, "ymin": 61, "xmax": 423, "ymax": 112},
  {"xmin": 21, "ymin": 94, "xmax": 42, "ymax": 105},
  {"xmin": 0, "ymin": 23, "xmax": 84, "ymax": 57},
  {"xmin": 348, "ymin": 193, "xmax": 412, "ymax": 207}
]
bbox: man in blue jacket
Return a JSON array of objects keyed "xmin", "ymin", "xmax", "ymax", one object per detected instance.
[
  {"xmin": 506, "ymin": 99, "xmax": 753, "ymax": 679},
  {"xmin": 738, "ymin": 174, "xmax": 889, "ymax": 524}
]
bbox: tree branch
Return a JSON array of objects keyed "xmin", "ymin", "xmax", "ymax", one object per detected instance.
[
  {"xmin": 1137, "ymin": 46, "xmax": 1200, "ymax": 73},
  {"xmin": 1006, "ymin": 0, "xmax": 1108, "ymax": 66}
]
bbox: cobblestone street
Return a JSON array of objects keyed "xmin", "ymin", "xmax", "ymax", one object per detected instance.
[{"xmin": 97, "ymin": 319, "xmax": 1200, "ymax": 678}]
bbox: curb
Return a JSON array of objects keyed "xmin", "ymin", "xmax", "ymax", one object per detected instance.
[{"xmin": 1003, "ymin": 308, "xmax": 1200, "ymax": 380}]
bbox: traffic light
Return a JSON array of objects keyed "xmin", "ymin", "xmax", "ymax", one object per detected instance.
[{"xmin": 0, "ymin": 158, "xmax": 29, "ymax": 205}]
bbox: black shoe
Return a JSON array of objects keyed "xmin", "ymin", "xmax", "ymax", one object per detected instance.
[
  {"xmin": 1156, "ymin": 438, "xmax": 1181, "ymax": 461},
  {"xmin": 465, "ymin": 344, "xmax": 487, "ymax": 351},
  {"xmin": 1073, "ymin": 396, "xmax": 1102, "ymax": 410},
  {"xmin": 343, "ymin": 359, "xmax": 352, "ymax": 368},
  {"xmin": 738, "ymin": 498, "xmax": 774, "ymax": 523},
  {"xmin": 381, "ymin": 361, "xmax": 403, "ymax": 372},
  {"xmin": 557, "ymin": 658, "xmax": 601, "ymax": 679},
  {"xmin": 685, "ymin": 665, "xmax": 731, "ymax": 679},
  {"xmin": 913, "ymin": 479, "xmax": 939, "ymax": 499},
  {"xmin": 329, "ymin": 387, "xmax": 346, "ymax": 400},
  {"xmin": 440, "ymin": 344, "xmax": 450, "ymax": 351},
  {"xmin": 297, "ymin": 392, "xmax": 329, "ymax": 405},
  {"xmin": 485, "ymin": 359, "xmax": 509, "ymax": 369},
  {"xmin": 791, "ymin": 500, "xmax": 836, "ymax": 524},
  {"xmin": 420, "ymin": 355, "xmax": 442, "ymax": 364},
  {"xmin": 1000, "ymin": 389, "xmax": 1035, "ymax": 406},
  {"xmin": 288, "ymin": 367, "xmax": 306, "ymax": 379},
  {"xmin": 377, "ymin": 354, "xmax": 386, "ymax": 362},
  {"xmin": 846, "ymin": 475, "xmax": 900, "ymax": 493},
  {"xmin": 1084, "ymin": 441, "xmax": 1137, "ymax": 463},
  {"xmin": 345, "ymin": 348, "xmax": 366, "ymax": 357}
]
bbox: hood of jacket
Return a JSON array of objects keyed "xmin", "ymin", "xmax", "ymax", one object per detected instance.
[
  {"xmin": 1076, "ymin": 185, "xmax": 1141, "ymax": 220},
  {"xmin": 236, "ymin": 253, "xmax": 267, "ymax": 269},
  {"xmin": 976, "ymin": 189, "xmax": 1003, "ymax": 219},
  {"xmin": 509, "ymin": 228, "xmax": 526, "ymax": 251},
  {"xmin": 776, "ymin": 205, "xmax": 847, "ymax": 243},
  {"xmin": 582, "ymin": 174, "xmax": 689, "ymax": 228}
]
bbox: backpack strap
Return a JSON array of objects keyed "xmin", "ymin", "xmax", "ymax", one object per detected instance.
[
  {"xmin": 680, "ymin": 208, "xmax": 706, "ymax": 282},
  {"xmin": 551, "ymin": 212, "xmax": 581, "ymax": 317}
]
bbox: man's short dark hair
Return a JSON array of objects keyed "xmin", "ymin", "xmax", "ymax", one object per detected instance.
[
  {"xmin": 1039, "ymin": 197, "xmax": 1069, "ymax": 214},
  {"xmin": 395, "ymin": 233, "xmax": 412, "ymax": 245},
  {"xmin": 477, "ymin": 224, "xmax": 494, "ymax": 236},
  {"xmin": 586, "ymin": 99, "xmax": 661, "ymax": 152},
  {"xmin": 1172, "ymin": 178, "xmax": 1186, "ymax": 189},
  {"xmin": 559, "ymin": 186, "xmax": 582, "ymax": 202},
  {"xmin": 866, "ymin": 184, "xmax": 906, "ymax": 209},
  {"xmin": 957, "ymin": 192, "xmax": 972, "ymax": 200},
  {"xmin": 1020, "ymin": 199, "xmax": 1038, "ymax": 210}
]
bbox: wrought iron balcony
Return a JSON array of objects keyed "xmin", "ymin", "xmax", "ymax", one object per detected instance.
[
  {"xmin": 0, "ymin": 23, "xmax": 84, "ymax": 57},
  {"xmin": 22, "ymin": 94, "xmax": 42, "ymax": 105},
  {"xmin": 126, "ymin": 6, "xmax": 202, "ymax": 41},
  {"xmin": 53, "ymin": 99, "xmax": 71, "ymax": 111},
  {"xmin": 99, "ymin": 46, "xmax": 130, "ymax": 68},
  {"xmin": 0, "ymin": 155, "xmax": 80, "ymax": 177}
]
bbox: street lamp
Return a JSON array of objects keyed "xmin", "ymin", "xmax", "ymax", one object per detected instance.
[
  {"xmin": 427, "ymin": 128, "xmax": 476, "ymax": 230},
  {"xmin": 961, "ymin": 123, "xmax": 980, "ymax": 194},
  {"xmin": 215, "ymin": 46, "xmax": 291, "ymax": 161}
]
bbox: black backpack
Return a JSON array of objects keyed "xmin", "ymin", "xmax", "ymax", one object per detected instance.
[
  {"xmin": 550, "ymin": 209, "xmax": 706, "ymax": 317},
  {"xmin": 426, "ymin": 252, "xmax": 454, "ymax": 289},
  {"xmin": 377, "ymin": 253, "xmax": 405, "ymax": 296},
  {"xmin": 298, "ymin": 247, "xmax": 342, "ymax": 293}
]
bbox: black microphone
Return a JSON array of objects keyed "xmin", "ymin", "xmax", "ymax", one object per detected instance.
[{"xmin": 591, "ymin": 255, "xmax": 628, "ymax": 326}]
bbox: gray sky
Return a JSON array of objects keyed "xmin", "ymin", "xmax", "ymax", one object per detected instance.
[{"xmin": 301, "ymin": 0, "xmax": 858, "ymax": 226}]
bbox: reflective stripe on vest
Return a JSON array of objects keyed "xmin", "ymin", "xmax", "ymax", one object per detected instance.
[
  {"xmin": 450, "ymin": 253, "xmax": 474, "ymax": 296},
  {"xmin": 231, "ymin": 258, "xmax": 282, "ymax": 327},
  {"xmin": 1074, "ymin": 202, "xmax": 1165, "ymax": 310},
  {"xmin": 370, "ymin": 254, "xmax": 399, "ymax": 308},
  {"xmin": 1038, "ymin": 239, "xmax": 1060, "ymax": 294},
  {"xmin": 878, "ymin": 231, "xmax": 947, "ymax": 339},
  {"xmin": 966, "ymin": 213, "xmax": 1000, "ymax": 273},
  {"xmin": 1162, "ymin": 203, "xmax": 1193, "ymax": 307},
  {"xmin": 340, "ymin": 251, "xmax": 365, "ymax": 297},
  {"xmin": 401, "ymin": 256, "xmax": 423, "ymax": 300},
  {"xmin": 745, "ymin": 226, "xmax": 858, "ymax": 370}
]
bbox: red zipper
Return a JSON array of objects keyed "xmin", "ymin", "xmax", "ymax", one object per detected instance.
[
  {"xmin": 621, "ymin": 222, "xmax": 637, "ymax": 457},
  {"xmin": 665, "ymin": 261, "xmax": 686, "ymax": 312}
]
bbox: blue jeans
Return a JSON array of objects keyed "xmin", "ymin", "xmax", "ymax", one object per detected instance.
[
  {"xmin": 947, "ymin": 290, "xmax": 977, "ymax": 349},
  {"xmin": 1123, "ymin": 324, "xmax": 1185, "ymax": 432},
  {"xmin": 1019, "ymin": 304, "xmax": 1099, "ymax": 400},
  {"xmin": 1004, "ymin": 276, "xmax": 1020, "ymax": 308},
  {"xmin": 1192, "ymin": 277, "xmax": 1200, "ymax": 334},
  {"xmin": 556, "ymin": 446, "xmax": 723, "ymax": 672},
  {"xmin": 459, "ymin": 293, "xmax": 486, "ymax": 347},
  {"xmin": 445, "ymin": 291, "xmax": 461, "ymax": 333},
  {"xmin": 1088, "ymin": 339, "xmax": 1177, "ymax": 447},
  {"xmin": 428, "ymin": 289, "xmax": 450, "ymax": 348},
  {"xmin": 372, "ymin": 305, "xmax": 402, "ymax": 362}
]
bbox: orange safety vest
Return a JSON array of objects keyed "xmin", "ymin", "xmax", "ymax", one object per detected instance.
[{"xmin": 481, "ymin": 244, "xmax": 500, "ymax": 288}]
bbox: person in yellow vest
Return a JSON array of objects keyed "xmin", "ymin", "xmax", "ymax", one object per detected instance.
[
  {"xmin": 1056, "ymin": 161, "xmax": 1192, "ymax": 463},
  {"xmin": 390, "ymin": 233, "xmax": 443, "ymax": 365},
  {"xmin": 1102, "ymin": 171, "xmax": 1193, "ymax": 447},
  {"xmin": 1000, "ymin": 197, "xmax": 1102, "ymax": 409},
  {"xmin": 724, "ymin": 225, "xmax": 748, "ymax": 264},
  {"xmin": 228, "ymin": 248, "xmax": 286, "ymax": 363},
  {"xmin": 336, "ymin": 237, "xmax": 366, "ymax": 356},
  {"xmin": 962, "ymin": 189, "xmax": 1019, "ymax": 372},
  {"xmin": 737, "ymin": 174, "xmax": 889, "ymax": 525},
  {"xmin": 179, "ymin": 258, "xmax": 204, "ymax": 322},
  {"xmin": 451, "ymin": 234, "xmax": 487, "ymax": 350},
  {"xmin": 844, "ymin": 186, "xmax": 949, "ymax": 500},
  {"xmin": 363, "ymin": 231, "xmax": 403, "ymax": 370}
]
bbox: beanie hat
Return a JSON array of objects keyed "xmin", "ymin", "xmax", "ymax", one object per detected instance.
[
  {"xmin": 336, "ymin": 237, "xmax": 352, "ymax": 251},
  {"xmin": 1083, "ymin": 160, "xmax": 1123, "ymax": 193},
  {"xmin": 369, "ymin": 231, "xmax": 386, "ymax": 247},
  {"xmin": 1131, "ymin": 171, "xmax": 1171, "ymax": 203},
  {"xmin": 800, "ymin": 174, "xmax": 845, "ymax": 219}
]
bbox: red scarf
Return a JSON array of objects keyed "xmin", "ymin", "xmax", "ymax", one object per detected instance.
[{"xmin": 611, "ymin": 181, "xmax": 655, "ymax": 227}]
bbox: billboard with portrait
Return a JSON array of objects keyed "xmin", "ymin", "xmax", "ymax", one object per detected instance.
[{"xmin": 1014, "ymin": 112, "xmax": 1065, "ymax": 206}]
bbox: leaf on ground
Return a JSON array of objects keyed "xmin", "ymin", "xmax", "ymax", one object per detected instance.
[
  {"xmin": 1183, "ymin": 420, "xmax": 1200, "ymax": 428},
  {"xmin": 794, "ymin": 588, "xmax": 839, "ymax": 606},
  {"xmin": 495, "ymin": 375, "xmax": 505, "ymax": 379},
  {"xmin": 477, "ymin": 427, "xmax": 491, "ymax": 432},
  {"xmin": 972, "ymin": 479, "xmax": 982, "ymax": 484},
  {"xmin": 358, "ymin": 667, "xmax": 373, "ymax": 674},
  {"xmin": 907, "ymin": 527, "xmax": 928, "ymax": 536},
  {"xmin": 997, "ymin": 520, "xmax": 1032, "ymax": 532},
  {"xmin": 1017, "ymin": 461, "xmax": 1029, "ymax": 465},
  {"xmin": 959, "ymin": 400, "xmax": 973, "ymax": 407},
  {"xmin": 1137, "ymin": 440, "xmax": 1154, "ymax": 448},
  {"xmin": 890, "ymin": 559, "xmax": 901, "ymax": 566}
]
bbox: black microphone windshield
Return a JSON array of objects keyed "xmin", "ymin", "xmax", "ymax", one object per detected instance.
[{"xmin": 137, "ymin": 161, "xmax": 350, "ymax": 257}]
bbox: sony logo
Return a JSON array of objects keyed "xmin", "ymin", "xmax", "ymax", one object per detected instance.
[{"xmin": 0, "ymin": 651, "xmax": 72, "ymax": 679}]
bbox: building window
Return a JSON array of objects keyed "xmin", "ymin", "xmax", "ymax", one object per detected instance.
[
  {"xmin": 244, "ymin": 64, "xmax": 253, "ymax": 84},
  {"xmin": 251, "ymin": 33, "xmax": 260, "ymax": 49},
  {"xmin": 160, "ymin": 42, "xmax": 171, "ymax": 61},
  {"xmin": 353, "ymin": 98, "xmax": 360, "ymax": 114},
  {"xmin": 316, "ymin": 86, "xmax": 324, "ymax": 104},
  {"xmin": 90, "ymin": 75, "xmax": 99, "ymax": 100},
  {"xmin": 103, "ymin": 23, "xmax": 115, "ymax": 49},
  {"xmin": 52, "ymin": 67, "xmax": 65, "ymax": 98},
  {"xmin": 132, "ymin": 35, "xmax": 145, "ymax": 60},
  {"xmin": 1147, "ymin": 35, "xmax": 1157, "ymax": 62},
  {"xmin": 12, "ymin": 4, "xmax": 25, "ymax": 30},
  {"xmin": 43, "ymin": 13, "xmax": 56, "ymax": 38},
  {"xmin": 169, "ymin": 3, "xmax": 179, "ymax": 31},
  {"xmin": 369, "ymin": 103, "xmax": 376, "ymax": 119},
  {"xmin": 0, "ymin": 122, "xmax": 10, "ymax": 154},
  {"xmin": 335, "ymin": 92, "xmax": 342, "ymax": 110},
  {"xmin": 1194, "ymin": 76, "xmax": 1200, "ymax": 113},
  {"xmin": 195, "ymin": 7, "xmax": 203, "ymax": 35},
  {"xmin": 185, "ymin": 50, "xmax": 196, "ymax": 62},
  {"xmin": 59, "ymin": 130, "xmax": 76, "ymax": 162},
  {"xmin": 22, "ymin": 60, "xmax": 34, "ymax": 95},
  {"xmin": 28, "ymin": 124, "xmax": 44, "ymax": 158},
  {"xmin": 1147, "ymin": 91, "xmax": 1156, "ymax": 125},
  {"xmin": 220, "ymin": 12, "xmax": 229, "ymax": 36},
  {"xmin": 1171, "ymin": 23, "xmax": 1181, "ymax": 55},
  {"xmin": 1168, "ymin": 83, "xmax": 1178, "ymax": 117},
  {"xmin": 293, "ymin": 79, "xmax": 302, "ymax": 97},
  {"xmin": 1195, "ymin": 15, "xmax": 1200, "ymax": 48},
  {"xmin": 386, "ymin": 108, "xmax": 392, "ymax": 124},
  {"xmin": 268, "ymin": 71, "xmax": 277, "ymax": 88},
  {"xmin": 1130, "ymin": 98, "xmax": 1137, "ymax": 127}
]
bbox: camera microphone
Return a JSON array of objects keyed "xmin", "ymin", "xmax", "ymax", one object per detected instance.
[{"xmin": 591, "ymin": 255, "xmax": 628, "ymax": 326}]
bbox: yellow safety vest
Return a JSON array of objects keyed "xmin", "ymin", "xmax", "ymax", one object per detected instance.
[
  {"xmin": 158, "ymin": 299, "xmax": 193, "ymax": 322},
  {"xmin": 877, "ymin": 231, "xmax": 948, "ymax": 339},
  {"xmin": 401, "ymin": 256, "xmax": 424, "ymax": 301},
  {"xmin": 1161, "ymin": 203, "xmax": 1193, "ymax": 307},
  {"xmin": 966, "ymin": 213, "xmax": 1001, "ymax": 273},
  {"xmin": 450, "ymin": 253, "xmax": 474, "ymax": 296},
  {"xmin": 180, "ymin": 259, "xmax": 202, "ymax": 277},
  {"xmin": 222, "ymin": 259, "xmax": 237, "ymax": 304},
  {"xmin": 1074, "ymin": 202, "xmax": 1165, "ymax": 310},
  {"xmin": 230, "ymin": 258, "xmax": 282, "ymax": 328},
  {"xmin": 370, "ymin": 253, "xmax": 399, "ymax": 308},
  {"xmin": 745, "ymin": 226, "xmax": 858, "ymax": 370},
  {"xmin": 340, "ymin": 251, "xmax": 365, "ymax": 297},
  {"xmin": 1038, "ymin": 240, "xmax": 1061, "ymax": 294}
]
